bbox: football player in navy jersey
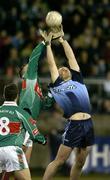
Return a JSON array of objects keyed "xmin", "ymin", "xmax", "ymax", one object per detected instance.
[{"xmin": 41, "ymin": 27, "xmax": 94, "ymax": 180}]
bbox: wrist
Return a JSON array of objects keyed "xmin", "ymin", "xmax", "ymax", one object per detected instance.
[
  {"xmin": 59, "ymin": 37, "xmax": 64, "ymax": 43},
  {"xmin": 45, "ymin": 41, "xmax": 51, "ymax": 46},
  {"xmin": 43, "ymin": 140, "xmax": 46, "ymax": 144}
]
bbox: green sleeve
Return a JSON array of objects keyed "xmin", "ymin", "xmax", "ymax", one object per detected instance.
[
  {"xmin": 42, "ymin": 92, "xmax": 54, "ymax": 110},
  {"xmin": 24, "ymin": 42, "xmax": 45, "ymax": 80},
  {"xmin": 42, "ymin": 96, "xmax": 54, "ymax": 110},
  {"xmin": 19, "ymin": 111, "xmax": 46, "ymax": 144}
]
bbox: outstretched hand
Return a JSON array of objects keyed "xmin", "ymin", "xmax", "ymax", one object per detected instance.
[
  {"xmin": 39, "ymin": 29, "xmax": 53, "ymax": 45},
  {"xmin": 50, "ymin": 24, "xmax": 64, "ymax": 40},
  {"xmin": 40, "ymin": 24, "xmax": 64, "ymax": 44}
]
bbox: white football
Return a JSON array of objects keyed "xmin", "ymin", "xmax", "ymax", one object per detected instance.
[{"xmin": 46, "ymin": 11, "xmax": 62, "ymax": 27}]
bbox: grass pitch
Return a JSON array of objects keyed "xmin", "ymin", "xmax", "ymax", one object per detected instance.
[
  {"xmin": 10, "ymin": 173, "xmax": 110, "ymax": 179},
  {"xmin": 32, "ymin": 174, "xmax": 110, "ymax": 180}
]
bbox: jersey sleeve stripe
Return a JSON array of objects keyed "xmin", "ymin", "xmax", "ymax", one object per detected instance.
[{"xmin": 22, "ymin": 79, "xmax": 26, "ymax": 89}]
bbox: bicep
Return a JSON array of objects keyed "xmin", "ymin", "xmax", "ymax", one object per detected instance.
[
  {"xmin": 69, "ymin": 58, "xmax": 80, "ymax": 72},
  {"xmin": 46, "ymin": 45, "xmax": 59, "ymax": 83},
  {"xmin": 61, "ymin": 40, "xmax": 80, "ymax": 72},
  {"xmin": 49, "ymin": 65, "xmax": 59, "ymax": 83}
]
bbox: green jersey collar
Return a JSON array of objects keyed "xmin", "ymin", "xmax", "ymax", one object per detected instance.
[{"xmin": 3, "ymin": 101, "xmax": 18, "ymax": 106}]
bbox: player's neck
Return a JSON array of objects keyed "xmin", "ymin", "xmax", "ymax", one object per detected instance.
[{"xmin": 64, "ymin": 77, "xmax": 71, "ymax": 82}]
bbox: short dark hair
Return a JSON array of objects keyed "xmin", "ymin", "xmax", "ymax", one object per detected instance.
[{"xmin": 4, "ymin": 83, "xmax": 18, "ymax": 101}]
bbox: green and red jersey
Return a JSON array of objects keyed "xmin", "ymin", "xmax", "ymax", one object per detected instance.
[
  {"xmin": 19, "ymin": 42, "xmax": 54, "ymax": 119},
  {"xmin": 0, "ymin": 101, "xmax": 46, "ymax": 147},
  {"xmin": 19, "ymin": 42, "xmax": 45, "ymax": 119}
]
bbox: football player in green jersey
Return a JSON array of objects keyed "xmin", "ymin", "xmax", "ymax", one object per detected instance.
[
  {"xmin": 0, "ymin": 83, "xmax": 46, "ymax": 180},
  {"xmin": 19, "ymin": 41, "xmax": 53, "ymax": 164},
  {"xmin": 19, "ymin": 41, "xmax": 53, "ymax": 119},
  {"xmin": 19, "ymin": 41, "xmax": 45, "ymax": 119},
  {"xmin": 19, "ymin": 41, "xmax": 46, "ymax": 165}
]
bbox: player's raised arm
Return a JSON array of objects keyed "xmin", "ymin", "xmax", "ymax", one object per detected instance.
[
  {"xmin": 40, "ymin": 30, "xmax": 59, "ymax": 83},
  {"xmin": 58, "ymin": 36, "xmax": 80, "ymax": 72},
  {"xmin": 46, "ymin": 44, "xmax": 59, "ymax": 83},
  {"xmin": 24, "ymin": 42, "xmax": 45, "ymax": 80}
]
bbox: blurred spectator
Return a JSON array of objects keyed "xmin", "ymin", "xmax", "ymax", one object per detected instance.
[
  {"xmin": 7, "ymin": 47, "xmax": 19, "ymax": 66},
  {"xmin": 97, "ymin": 59, "xmax": 106, "ymax": 77},
  {"xmin": 11, "ymin": 31, "xmax": 24, "ymax": 49},
  {"xmin": 103, "ymin": 71, "xmax": 110, "ymax": 98},
  {"xmin": 79, "ymin": 50, "xmax": 90, "ymax": 77},
  {"xmin": 103, "ymin": 40, "xmax": 110, "ymax": 69},
  {"xmin": 89, "ymin": 37, "xmax": 100, "ymax": 61},
  {"xmin": 90, "ymin": 65, "xmax": 99, "ymax": 78},
  {"xmin": 0, "ymin": 0, "xmax": 109, "ymax": 77},
  {"xmin": 100, "ymin": 99, "xmax": 110, "ymax": 114}
]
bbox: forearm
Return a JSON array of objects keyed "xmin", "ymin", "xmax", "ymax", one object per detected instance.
[
  {"xmin": 23, "ymin": 118, "xmax": 46, "ymax": 143},
  {"xmin": 60, "ymin": 39, "xmax": 80, "ymax": 71},
  {"xmin": 61, "ymin": 40, "xmax": 75, "ymax": 59},
  {"xmin": 47, "ymin": 45, "xmax": 59, "ymax": 82},
  {"xmin": 23, "ymin": 118, "xmax": 38, "ymax": 139},
  {"xmin": 28, "ymin": 126, "xmax": 46, "ymax": 144},
  {"xmin": 27, "ymin": 127, "xmax": 46, "ymax": 144},
  {"xmin": 25, "ymin": 42, "xmax": 45, "ymax": 79}
]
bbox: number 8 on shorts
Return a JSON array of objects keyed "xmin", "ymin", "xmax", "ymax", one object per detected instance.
[{"xmin": 0, "ymin": 117, "xmax": 10, "ymax": 135}]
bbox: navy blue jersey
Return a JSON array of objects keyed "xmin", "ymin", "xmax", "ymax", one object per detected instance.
[{"xmin": 50, "ymin": 69, "xmax": 91, "ymax": 118}]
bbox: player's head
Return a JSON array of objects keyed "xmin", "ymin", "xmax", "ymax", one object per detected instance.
[
  {"xmin": 4, "ymin": 83, "xmax": 19, "ymax": 102},
  {"xmin": 58, "ymin": 67, "xmax": 72, "ymax": 81}
]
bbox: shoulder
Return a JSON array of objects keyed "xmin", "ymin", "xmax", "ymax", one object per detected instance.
[
  {"xmin": 15, "ymin": 106, "xmax": 31, "ymax": 118},
  {"xmin": 70, "ymin": 69, "xmax": 84, "ymax": 84},
  {"xmin": 49, "ymin": 76, "xmax": 63, "ymax": 88}
]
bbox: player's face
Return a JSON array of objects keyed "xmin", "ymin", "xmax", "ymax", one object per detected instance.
[{"xmin": 58, "ymin": 67, "xmax": 72, "ymax": 81}]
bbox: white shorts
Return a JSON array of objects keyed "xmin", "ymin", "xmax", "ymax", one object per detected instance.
[
  {"xmin": 23, "ymin": 131, "xmax": 33, "ymax": 147},
  {"xmin": 0, "ymin": 146, "xmax": 28, "ymax": 172}
]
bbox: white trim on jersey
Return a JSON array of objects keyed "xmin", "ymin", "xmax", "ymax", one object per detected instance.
[{"xmin": 3, "ymin": 101, "xmax": 18, "ymax": 106}]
